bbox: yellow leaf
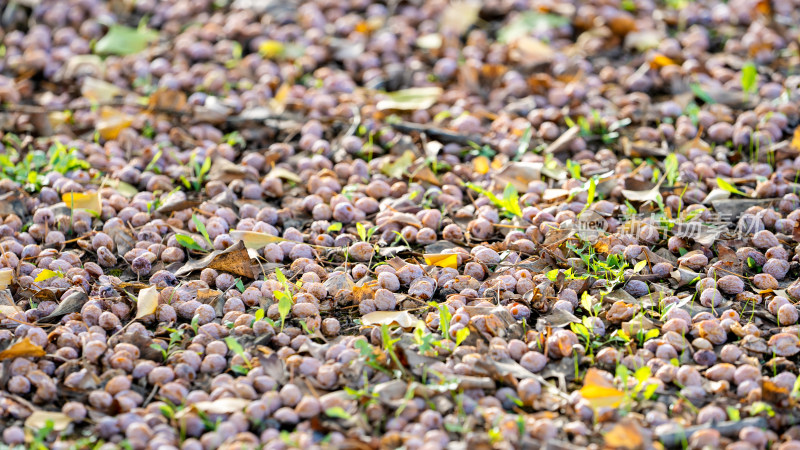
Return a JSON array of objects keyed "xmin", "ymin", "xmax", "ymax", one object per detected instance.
[
  {"xmin": 353, "ymin": 280, "xmax": 378, "ymax": 303},
  {"xmin": 135, "ymin": 285, "xmax": 159, "ymax": 320},
  {"xmin": 579, "ymin": 368, "xmax": 625, "ymax": 409},
  {"xmin": 604, "ymin": 419, "xmax": 646, "ymax": 449},
  {"xmin": 791, "ymin": 127, "xmax": 800, "ymax": 150},
  {"xmin": 62, "ymin": 191, "xmax": 102, "ymax": 214},
  {"xmin": 0, "ymin": 337, "xmax": 46, "ymax": 361},
  {"xmin": 34, "ymin": 269, "xmax": 58, "ymax": 283},
  {"xmin": 361, "ymin": 310, "xmax": 423, "ymax": 329},
  {"xmin": 96, "ymin": 106, "xmax": 133, "ymax": 140},
  {"xmin": 229, "ymin": 230, "xmax": 286, "ymax": 250},
  {"xmin": 270, "ymin": 82, "xmax": 291, "ymax": 114},
  {"xmin": 0, "ymin": 268, "xmax": 11, "ymax": 290},
  {"xmin": 259, "ymin": 40, "xmax": 285, "ymax": 58},
  {"xmin": 473, "ymin": 156, "xmax": 490, "ymax": 175},
  {"xmin": 24, "ymin": 411, "xmax": 72, "ymax": 432},
  {"xmin": 650, "ymin": 53, "xmax": 676, "ymax": 69},
  {"xmin": 424, "ymin": 254, "xmax": 458, "ymax": 269}
]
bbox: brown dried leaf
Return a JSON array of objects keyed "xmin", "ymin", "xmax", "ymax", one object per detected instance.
[
  {"xmin": 0, "ymin": 337, "xmax": 46, "ymax": 360},
  {"xmin": 206, "ymin": 240, "xmax": 256, "ymax": 279},
  {"xmin": 208, "ymin": 158, "xmax": 258, "ymax": 183},
  {"xmin": 174, "ymin": 240, "xmax": 255, "ymax": 279},
  {"xmin": 148, "ymin": 87, "xmax": 187, "ymax": 112}
]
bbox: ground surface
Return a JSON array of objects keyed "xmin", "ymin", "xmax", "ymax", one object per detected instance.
[{"xmin": 1, "ymin": 0, "xmax": 800, "ymax": 449}]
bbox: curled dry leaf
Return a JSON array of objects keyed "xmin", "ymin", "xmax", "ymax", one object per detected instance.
[
  {"xmin": 135, "ymin": 285, "xmax": 159, "ymax": 320},
  {"xmin": 25, "ymin": 411, "xmax": 73, "ymax": 432},
  {"xmin": 266, "ymin": 166, "xmax": 303, "ymax": 184},
  {"xmin": 361, "ymin": 310, "xmax": 424, "ymax": 329},
  {"xmin": 38, "ymin": 291, "xmax": 89, "ymax": 324},
  {"xmin": 621, "ymin": 186, "xmax": 662, "ymax": 204},
  {"xmin": 208, "ymin": 158, "xmax": 259, "ymax": 183},
  {"xmin": 0, "ymin": 337, "xmax": 46, "ymax": 360}
]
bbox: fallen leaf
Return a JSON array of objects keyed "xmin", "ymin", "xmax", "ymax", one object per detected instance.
[
  {"xmin": 579, "ymin": 368, "xmax": 624, "ymax": 409},
  {"xmin": 96, "ymin": 107, "xmax": 133, "ymax": 140},
  {"xmin": 509, "ymin": 37, "xmax": 555, "ymax": 65},
  {"xmin": 34, "ymin": 269, "xmax": 59, "ymax": 283},
  {"xmin": 38, "ymin": 291, "xmax": 89, "ymax": 324},
  {"xmin": 376, "ymin": 87, "xmax": 443, "ymax": 111},
  {"xmin": 62, "ymin": 191, "xmax": 102, "ymax": 214},
  {"xmin": 441, "ymin": 0, "xmax": 481, "ymax": 35},
  {"xmin": 104, "ymin": 179, "xmax": 139, "ymax": 198},
  {"xmin": 424, "ymin": 254, "xmax": 458, "ymax": 269},
  {"xmin": 762, "ymin": 379, "xmax": 789, "ymax": 405},
  {"xmin": 542, "ymin": 189, "xmax": 570, "ymax": 201},
  {"xmin": 0, "ymin": 337, "xmax": 46, "ymax": 360},
  {"xmin": 267, "ymin": 166, "xmax": 302, "ymax": 184},
  {"xmin": 135, "ymin": 286, "xmax": 159, "ymax": 320},
  {"xmin": 409, "ymin": 165, "xmax": 440, "ymax": 185},
  {"xmin": 207, "ymin": 240, "xmax": 256, "ymax": 279},
  {"xmin": 361, "ymin": 310, "xmax": 423, "ymax": 329},
  {"xmin": 175, "ymin": 240, "xmax": 255, "ymax": 279},
  {"xmin": 229, "ymin": 230, "xmax": 287, "ymax": 249},
  {"xmin": 380, "ymin": 212, "xmax": 423, "ymax": 230},
  {"xmin": 702, "ymin": 188, "xmax": 731, "ymax": 204},
  {"xmin": 190, "ymin": 398, "xmax": 251, "ymax": 415},
  {"xmin": 148, "ymin": 87, "xmax": 187, "ymax": 112},
  {"xmin": 621, "ymin": 186, "xmax": 662, "ymax": 203},
  {"xmin": 24, "ymin": 411, "xmax": 72, "ymax": 432},
  {"xmin": 494, "ymin": 162, "xmax": 543, "ymax": 191},
  {"xmin": 473, "ymin": 156, "xmax": 490, "ymax": 175},
  {"xmin": 416, "ymin": 33, "xmax": 442, "ymax": 50},
  {"xmin": 81, "ymin": 77, "xmax": 125, "ymax": 104},
  {"xmin": 792, "ymin": 127, "xmax": 800, "ymax": 151},
  {"xmin": 498, "ymin": 11, "xmax": 570, "ymax": 44},
  {"xmin": 352, "ymin": 280, "xmax": 378, "ymax": 303},
  {"xmin": 0, "ymin": 268, "xmax": 11, "ymax": 290},
  {"xmin": 382, "ymin": 151, "xmax": 416, "ymax": 179},
  {"xmin": 716, "ymin": 177, "xmax": 747, "ymax": 196},
  {"xmin": 208, "ymin": 158, "xmax": 258, "ymax": 183},
  {"xmin": 623, "ymin": 30, "xmax": 664, "ymax": 52},
  {"xmin": 95, "ymin": 24, "xmax": 159, "ymax": 56},
  {"xmin": 155, "ymin": 198, "xmax": 203, "ymax": 215},
  {"xmin": 605, "ymin": 419, "xmax": 646, "ymax": 450}
]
